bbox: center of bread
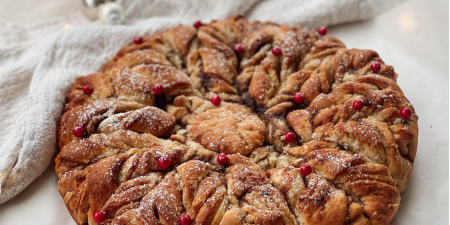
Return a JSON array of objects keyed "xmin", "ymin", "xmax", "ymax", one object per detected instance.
[{"xmin": 188, "ymin": 104, "xmax": 266, "ymax": 155}]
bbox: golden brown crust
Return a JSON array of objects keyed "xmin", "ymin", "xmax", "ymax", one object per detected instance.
[
  {"xmin": 131, "ymin": 64, "xmax": 193, "ymax": 96},
  {"xmin": 106, "ymin": 49, "xmax": 173, "ymax": 73},
  {"xmin": 188, "ymin": 104, "xmax": 266, "ymax": 155},
  {"xmin": 296, "ymin": 174, "xmax": 347, "ymax": 225},
  {"xmin": 65, "ymin": 73, "xmax": 115, "ymax": 112},
  {"xmin": 97, "ymin": 106, "xmax": 175, "ymax": 137},
  {"xmin": 56, "ymin": 16, "xmax": 417, "ymax": 225}
]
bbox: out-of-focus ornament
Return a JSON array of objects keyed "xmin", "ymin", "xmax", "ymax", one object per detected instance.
[
  {"xmin": 82, "ymin": 0, "xmax": 105, "ymax": 20},
  {"xmin": 82, "ymin": 0, "xmax": 125, "ymax": 25},
  {"xmin": 98, "ymin": 2, "xmax": 125, "ymax": 25}
]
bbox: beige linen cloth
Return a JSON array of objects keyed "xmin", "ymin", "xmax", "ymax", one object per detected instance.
[{"xmin": 0, "ymin": 0, "xmax": 407, "ymax": 204}]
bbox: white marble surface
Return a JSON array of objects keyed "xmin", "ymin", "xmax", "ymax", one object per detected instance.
[{"xmin": 0, "ymin": 0, "xmax": 448, "ymax": 224}]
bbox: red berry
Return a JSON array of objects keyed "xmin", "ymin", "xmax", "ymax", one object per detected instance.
[
  {"xmin": 272, "ymin": 46, "xmax": 282, "ymax": 56},
  {"xmin": 318, "ymin": 26, "xmax": 327, "ymax": 36},
  {"xmin": 217, "ymin": 153, "xmax": 229, "ymax": 165},
  {"xmin": 82, "ymin": 84, "xmax": 93, "ymax": 95},
  {"xmin": 234, "ymin": 43, "xmax": 244, "ymax": 53},
  {"xmin": 158, "ymin": 156, "xmax": 171, "ymax": 169},
  {"xmin": 194, "ymin": 20, "xmax": 202, "ymax": 28},
  {"xmin": 133, "ymin": 36, "xmax": 143, "ymax": 44},
  {"xmin": 285, "ymin": 132, "xmax": 296, "ymax": 143},
  {"xmin": 211, "ymin": 95, "xmax": 221, "ymax": 106},
  {"xmin": 293, "ymin": 93, "xmax": 304, "ymax": 104},
  {"xmin": 93, "ymin": 211, "xmax": 105, "ymax": 223},
  {"xmin": 179, "ymin": 214, "xmax": 192, "ymax": 225},
  {"xmin": 400, "ymin": 107, "xmax": 412, "ymax": 120},
  {"xmin": 352, "ymin": 100, "xmax": 364, "ymax": 111},
  {"xmin": 73, "ymin": 126, "xmax": 85, "ymax": 138},
  {"xmin": 371, "ymin": 62, "xmax": 381, "ymax": 73},
  {"xmin": 152, "ymin": 84, "xmax": 164, "ymax": 95},
  {"xmin": 300, "ymin": 164, "xmax": 312, "ymax": 176}
]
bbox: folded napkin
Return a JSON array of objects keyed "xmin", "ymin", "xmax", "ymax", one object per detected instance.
[{"xmin": 0, "ymin": 0, "xmax": 407, "ymax": 204}]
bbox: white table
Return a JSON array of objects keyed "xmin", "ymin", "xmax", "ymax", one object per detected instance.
[{"xmin": 0, "ymin": 0, "xmax": 448, "ymax": 224}]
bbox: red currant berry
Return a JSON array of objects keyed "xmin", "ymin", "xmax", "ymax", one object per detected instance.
[
  {"xmin": 300, "ymin": 164, "xmax": 312, "ymax": 176},
  {"xmin": 272, "ymin": 46, "xmax": 282, "ymax": 56},
  {"xmin": 211, "ymin": 95, "xmax": 221, "ymax": 106},
  {"xmin": 371, "ymin": 62, "xmax": 381, "ymax": 73},
  {"xmin": 285, "ymin": 132, "xmax": 296, "ymax": 143},
  {"xmin": 93, "ymin": 211, "xmax": 105, "ymax": 223},
  {"xmin": 234, "ymin": 43, "xmax": 244, "ymax": 53},
  {"xmin": 193, "ymin": 20, "xmax": 202, "ymax": 28},
  {"xmin": 179, "ymin": 214, "xmax": 192, "ymax": 225},
  {"xmin": 152, "ymin": 84, "xmax": 164, "ymax": 95},
  {"xmin": 158, "ymin": 156, "xmax": 171, "ymax": 169},
  {"xmin": 293, "ymin": 93, "xmax": 304, "ymax": 104},
  {"xmin": 352, "ymin": 100, "xmax": 364, "ymax": 111},
  {"xmin": 73, "ymin": 126, "xmax": 85, "ymax": 138},
  {"xmin": 318, "ymin": 26, "xmax": 327, "ymax": 36},
  {"xmin": 133, "ymin": 36, "xmax": 143, "ymax": 44},
  {"xmin": 400, "ymin": 107, "xmax": 412, "ymax": 120},
  {"xmin": 82, "ymin": 84, "xmax": 93, "ymax": 95},
  {"xmin": 217, "ymin": 153, "xmax": 229, "ymax": 165}
]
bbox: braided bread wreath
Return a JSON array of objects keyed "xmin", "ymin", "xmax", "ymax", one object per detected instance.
[{"xmin": 56, "ymin": 16, "xmax": 418, "ymax": 225}]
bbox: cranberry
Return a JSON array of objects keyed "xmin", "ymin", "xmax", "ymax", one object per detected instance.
[
  {"xmin": 272, "ymin": 46, "xmax": 282, "ymax": 56},
  {"xmin": 371, "ymin": 62, "xmax": 381, "ymax": 73},
  {"xmin": 217, "ymin": 153, "xmax": 229, "ymax": 165},
  {"xmin": 133, "ymin": 36, "xmax": 143, "ymax": 44},
  {"xmin": 293, "ymin": 93, "xmax": 304, "ymax": 104},
  {"xmin": 352, "ymin": 100, "xmax": 364, "ymax": 111},
  {"xmin": 211, "ymin": 95, "xmax": 221, "ymax": 106},
  {"xmin": 400, "ymin": 107, "xmax": 412, "ymax": 120},
  {"xmin": 152, "ymin": 84, "xmax": 164, "ymax": 95},
  {"xmin": 193, "ymin": 20, "xmax": 202, "ymax": 28},
  {"xmin": 179, "ymin": 214, "xmax": 192, "ymax": 225},
  {"xmin": 318, "ymin": 26, "xmax": 327, "ymax": 36},
  {"xmin": 158, "ymin": 156, "xmax": 171, "ymax": 169},
  {"xmin": 300, "ymin": 164, "xmax": 312, "ymax": 176},
  {"xmin": 82, "ymin": 84, "xmax": 93, "ymax": 95},
  {"xmin": 73, "ymin": 126, "xmax": 85, "ymax": 138},
  {"xmin": 234, "ymin": 43, "xmax": 244, "ymax": 53},
  {"xmin": 93, "ymin": 211, "xmax": 105, "ymax": 223},
  {"xmin": 285, "ymin": 132, "xmax": 296, "ymax": 143}
]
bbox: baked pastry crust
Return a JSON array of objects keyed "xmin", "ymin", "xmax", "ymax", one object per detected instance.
[{"xmin": 56, "ymin": 15, "xmax": 418, "ymax": 225}]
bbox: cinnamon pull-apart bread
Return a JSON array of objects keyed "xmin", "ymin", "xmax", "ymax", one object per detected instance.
[{"xmin": 56, "ymin": 16, "xmax": 418, "ymax": 225}]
